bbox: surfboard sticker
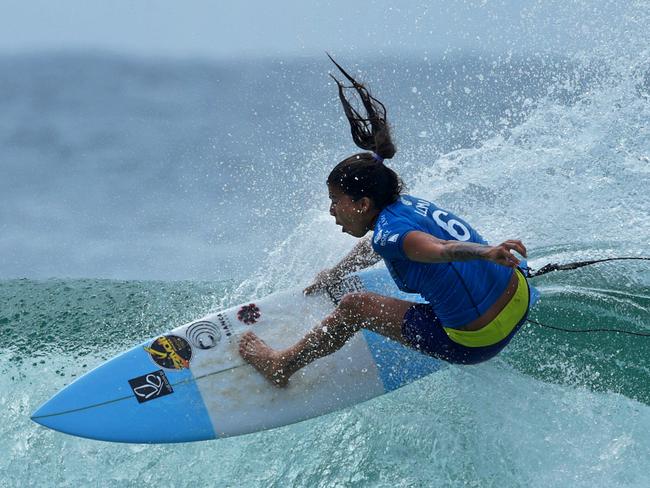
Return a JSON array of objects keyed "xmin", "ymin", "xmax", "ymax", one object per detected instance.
[
  {"xmin": 237, "ymin": 303, "xmax": 261, "ymax": 325},
  {"xmin": 128, "ymin": 370, "xmax": 174, "ymax": 404},
  {"xmin": 144, "ymin": 335, "xmax": 193, "ymax": 370},
  {"xmin": 185, "ymin": 321, "xmax": 222, "ymax": 350}
]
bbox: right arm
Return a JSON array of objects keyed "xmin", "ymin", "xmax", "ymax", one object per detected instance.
[
  {"xmin": 403, "ymin": 231, "xmax": 526, "ymax": 267},
  {"xmin": 304, "ymin": 235, "xmax": 381, "ymax": 294}
]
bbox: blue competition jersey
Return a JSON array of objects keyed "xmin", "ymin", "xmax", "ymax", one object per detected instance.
[{"xmin": 371, "ymin": 195, "xmax": 513, "ymax": 328}]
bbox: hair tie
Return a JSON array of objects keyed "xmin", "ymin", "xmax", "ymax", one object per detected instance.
[{"xmin": 372, "ymin": 153, "xmax": 384, "ymax": 163}]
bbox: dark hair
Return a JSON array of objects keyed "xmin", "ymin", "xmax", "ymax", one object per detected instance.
[{"xmin": 326, "ymin": 55, "xmax": 403, "ymax": 210}]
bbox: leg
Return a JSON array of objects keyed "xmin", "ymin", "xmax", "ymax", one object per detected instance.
[{"xmin": 239, "ymin": 292, "xmax": 416, "ymax": 386}]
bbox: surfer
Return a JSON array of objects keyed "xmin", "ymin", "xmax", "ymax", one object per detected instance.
[{"xmin": 239, "ymin": 57, "xmax": 530, "ymax": 386}]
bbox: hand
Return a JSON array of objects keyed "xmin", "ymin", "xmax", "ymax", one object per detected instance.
[
  {"xmin": 484, "ymin": 240, "xmax": 527, "ymax": 268},
  {"xmin": 304, "ymin": 268, "xmax": 342, "ymax": 295}
]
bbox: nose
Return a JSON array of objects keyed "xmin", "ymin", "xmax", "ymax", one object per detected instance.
[{"xmin": 329, "ymin": 203, "xmax": 336, "ymax": 216}]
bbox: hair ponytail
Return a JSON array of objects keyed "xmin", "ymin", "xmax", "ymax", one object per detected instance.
[
  {"xmin": 327, "ymin": 54, "xmax": 396, "ymax": 160},
  {"xmin": 326, "ymin": 55, "xmax": 403, "ymax": 210}
]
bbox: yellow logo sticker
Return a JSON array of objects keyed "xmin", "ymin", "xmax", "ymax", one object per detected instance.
[{"xmin": 144, "ymin": 335, "xmax": 192, "ymax": 370}]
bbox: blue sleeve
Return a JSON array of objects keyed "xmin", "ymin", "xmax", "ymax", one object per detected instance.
[{"xmin": 371, "ymin": 216, "xmax": 417, "ymax": 260}]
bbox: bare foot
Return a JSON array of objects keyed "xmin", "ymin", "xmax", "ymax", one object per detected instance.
[{"xmin": 238, "ymin": 331, "xmax": 289, "ymax": 387}]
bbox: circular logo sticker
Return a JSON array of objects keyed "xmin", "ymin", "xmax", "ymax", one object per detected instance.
[
  {"xmin": 144, "ymin": 335, "xmax": 192, "ymax": 370},
  {"xmin": 186, "ymin": 321, "xmax": 221, "ymax": 350},
  {"xmin": 237, "ymin": 303, "xmax": 261, "ymax": 325}
]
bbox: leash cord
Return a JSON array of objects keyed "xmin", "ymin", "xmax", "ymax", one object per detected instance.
[
  {"xmin": 522, "ymin": 255, "xmax": 650, "ymax": 337},
  {"xmin": 526, "ymin": 318, "xmax": 650, "ymax": 337},
  {"xmin": 522, "ymin": 256, "xmax": 650, "ymax": 278}
]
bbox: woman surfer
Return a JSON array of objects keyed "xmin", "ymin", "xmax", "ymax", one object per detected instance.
[{"xmin": 239, "ymin": 57, "xmax": 530, "ymax": 386}]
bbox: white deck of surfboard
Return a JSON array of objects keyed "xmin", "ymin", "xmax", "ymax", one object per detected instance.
[
  {"xmin": 33, "ymin": 267, "xmax": 531, "ymax": 443},
  {"xmin": 190, "ymin": 285, "xmax": 389, "ymax": 437}
]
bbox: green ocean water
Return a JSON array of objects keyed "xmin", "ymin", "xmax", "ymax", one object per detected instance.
[
  {"xmin": 4, "ymin": 257, "xmax": 648, "ymax": 407},
  {"xmin": 2, "ymin": 253, "xmax": 649, "ymax": 487},
  {"xmin": 511, "ymin": 257, "xmax": 650, "ymax": 405}
]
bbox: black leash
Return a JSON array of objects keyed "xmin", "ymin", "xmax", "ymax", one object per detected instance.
[
  {"xmin": 522, "ymin": 256, "xmax": 650, "ymax": 337},
  {"xmin": 522, "ymin": 256, "xmax": 650, "ymax": 278},
  {"xmin": 527, "ymin": 319, "xmax": 650, "ymax": 337}
]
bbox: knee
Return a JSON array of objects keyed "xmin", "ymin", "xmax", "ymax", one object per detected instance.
[{"xmin": 337, "ymin": 292, "xmax": 371, "ymax": 318}]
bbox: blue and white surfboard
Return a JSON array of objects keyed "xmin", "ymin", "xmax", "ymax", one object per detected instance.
[{"xmin": 31, "ymin": 268, "xmax": 538, "ymax": 443}]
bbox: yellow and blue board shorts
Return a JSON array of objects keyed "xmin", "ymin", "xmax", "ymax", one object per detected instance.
[{"xmin": 402, "ymin": 269, "xmax": 530, "ymax": 364}]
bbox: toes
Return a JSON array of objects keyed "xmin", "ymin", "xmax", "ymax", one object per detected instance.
[
  {"xmin": 239, "ymin": 332, "xmax": 257, "ymax": 349},
  {"xmin": 239, "ymin": 336, "xmax": 256, "ymax": 356}
]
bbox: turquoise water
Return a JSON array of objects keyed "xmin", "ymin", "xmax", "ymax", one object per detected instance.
[
  {"xmin": 3, "ymin": 1, "xmax": 650, "ymax": 485},
  {"xmin": 2, "ymin": 262, "xmax": 649, "ymax": 486}
]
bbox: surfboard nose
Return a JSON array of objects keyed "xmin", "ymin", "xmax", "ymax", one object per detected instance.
[
  {"xmin": 30, "ymin": 405, "xmax": 48, "ymax": 426},
  {"xmin": 30, "ymin": 401, "xmax": 81, "ymax": 439},
  {"xmin": 31, "ymin": 403, "xmax": 52, "ymax": 425},
  {"xmin": 30, "ymin": 342, "xmax": 216, "ymax": 443},
  {"xmin": 30, "ymin": 390, "xmax": 101, "ymax": 441},
  {"xmin": 29, "ymin": 367, "xmax": 136, "ymax": 441}
]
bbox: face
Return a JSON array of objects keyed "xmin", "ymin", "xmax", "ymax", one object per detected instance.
[{"xmin": 327, "ymin": 184, "xmax": 376, "ymax": 238}]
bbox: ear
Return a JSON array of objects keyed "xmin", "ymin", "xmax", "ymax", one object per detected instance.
[{"xmin": 358, "ymin": 197, "xmax": 373, "ymax": 213}]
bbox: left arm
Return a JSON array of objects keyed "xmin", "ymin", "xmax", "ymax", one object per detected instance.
[
  {"xmin": 402, "ymin": 231, "xmax": 527, "ymax": 268},
  {"xmin": 304, "ymin": 235, "xmax": 380, "ymax": 295}
]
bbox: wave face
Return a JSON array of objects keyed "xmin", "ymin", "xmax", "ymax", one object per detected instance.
[{"xmin": 3, "ymin": 2, "xmax": 650, "ymax": 486}]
